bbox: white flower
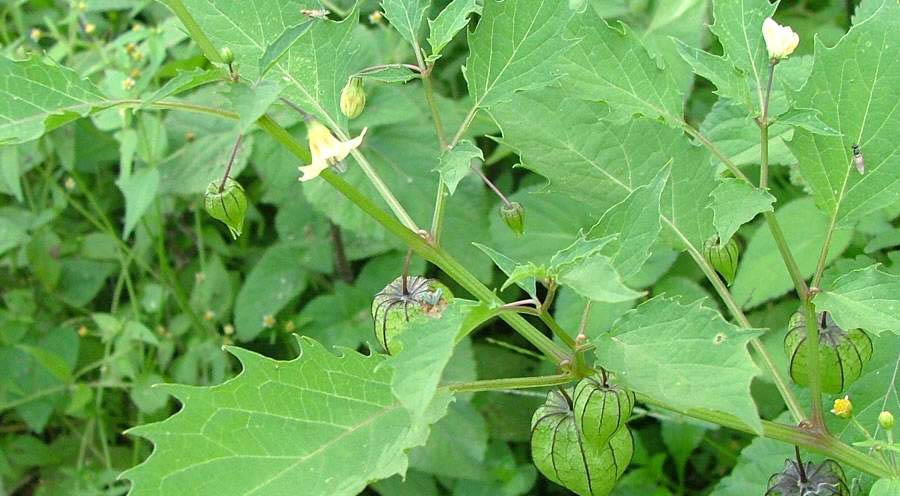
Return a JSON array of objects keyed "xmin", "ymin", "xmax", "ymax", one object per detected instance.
[
  {"xmin": 298, "ymin": 120, "xmax": 367, "ymax": 181},
  {"xmin": 762, "ymin": 17, "xmax": 799, "ymax": 60}
]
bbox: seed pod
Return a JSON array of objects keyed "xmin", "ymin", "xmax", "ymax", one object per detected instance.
[
  {"xmin": 784, "ymin": 311, "xmax": 873, "ymax": 394},
  {"xmin": 573, "ymin": 377, "xmax": 635, "ymax": 445},
  {"xmin": 370, "ymin": 275, "xmax": 452, "ymax": 354},
  {"xmin": 204, "ymin": 178, "xmax": 247, "ymax": 239},
  {"xmin": 879, "ymin": 411, "xmax": 894, "ymax": 430},
  {"xmin": 765, "ymin": 458, "xmax": 849, "ymax": 496},
  {"xmin": 500, "ymin": 201, "xmax": 525, "ymax": 237},
  {"xmin": 703, "ymin": 236, "xmax": 740, "ymax": 285},
  {"xmin": 340, "ymin": 77, "xmax": 366, "ymax": 119},
  {"xmin": 531, "ymin": 390, "xmax": 633, "ymax": 496}
]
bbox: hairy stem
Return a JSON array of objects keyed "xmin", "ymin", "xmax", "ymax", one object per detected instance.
[{"xmin": 802, "ymin": 300, "xmax": 826, "ymax": 427}]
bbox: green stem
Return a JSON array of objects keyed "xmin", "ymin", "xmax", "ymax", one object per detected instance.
[
  {"xmin": 422, "ymin": 68, "xmax": 450, "ymax": 243},
  {"xmin": 348, "ymin": 148, "xmax": 420, "ymax": 233},
  {"xmin": 161, "ymin": 0, "xmax": 222, "ymax": 63},
  {"xmin": 539, "ymin": 310, "xmax": 575, "ymax": 350},
  {"xmin": 802, "ymin": 300, "xmax": 825, "ymax": 427},
  {"xmin": 450, "ymin": 105, "xmax": 478, "ymax": 147},
  {"xmin": 443, "ymin": 373, "xmax": 574, "ymax": 393},
  {"xmin": 638, "ymin": 394, "xmax": 892, "ymax": 478},
  {"xmin": 764, "ymin": 211, "xmax": 809, "ymax": 298},
  {"xmin": 682, "ymin": 124, "xmax": 751, "ymax": 183},
  {"xmin": 255, "ymin": 116, "xmax": 570, "ymax": 364}
]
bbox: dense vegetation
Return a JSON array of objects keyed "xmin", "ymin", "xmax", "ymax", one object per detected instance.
[{"xmin": 0, "ymin": 0, "xmax": 898, "ymax": 495}]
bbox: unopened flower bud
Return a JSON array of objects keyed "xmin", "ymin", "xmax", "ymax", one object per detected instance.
[
  {"xmin": 703, "ymin": 236, "xmax": 740, "ymax": 285},
  {"xmin": 500, "ymin": 201, "xmax": 525, "ymax": 237},
  {"xmin": 204, "ymin": 177, "xmax": 248, "ymax": 239},
  {"xmin": 219, "ymin": 46, "xmax": 234, "ymax": 65},
  {"xmin": 762, "ymin": 17, "xmax": 799, "ymax": 61},
  {"xmin": 879, "ymin": 411, "xmax": 894, "ymax": 430},
  {"xmin": 340, "ymin": 77, "xmax": 366, "ymax": 119}
]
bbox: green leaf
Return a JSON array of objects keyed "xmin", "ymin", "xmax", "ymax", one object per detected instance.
[
  {"xmin": 564, "ymin": 14, "xmax": 684, "ymax": 125},
  {"xmin": 159, "ymin": 129, "xmax": 253, "ymax": 195},
  {"xmin": 589, "ymin": 167, "xmax": 667, "ymax": 278},
  {"xmin": 178, "ymin": 0, "xmax": 353, "ymax": 128},
  {"xmin": 788, "ymin": 0, "xmax": 900, "ymax": 226},
  {"xmin": 14, "ymin": 345, "xmax": 72, "ymax": 384},
  {"xmin": 142, "ymin": 68, "xmax": 223, "ymax": 106},
  {"xmin": 492, "ymin": 89, "xmax": 717, "ymax": 252},
  {"xmin": 409, "ymin": 401, "xmax": 488, "ymax": 480},
  {"xmin": 676, "ymin": 39, "xmax": 752, "ymax": 111},
  {"xmin": 870, "ymin": 478, "xmax": 900, "ymax": 496},
  {"xmin": 0, "ymin": 56, "xmax": 108, "ymax": 144},
  {"xmin": 709, "ymin": 178, "xmax": 775, "ymax": 243},
  {"xmin": 258, "ymin": 20, "xmax": 314, "ymax": 78},
  {"xmin": 595, "ymin": 296, "xmax": 764, "ymax": 434},
  {"xmin": 427, "ymin": 0, "xmax": 479, "ymax": 60},
  {"xmin": 436, "ymin": 140, "xmax": 482, "ymax": 195},
  {"xmin": 227, "ymin": 80, "xmax": 282, "ymax": 133},
  {"xmin": 708, "ymin": 0, "xmax": 776, "ymax": 115},
  {"xmin": 815, "ymin": 265, "xmax": 900, "ymax": 337},
  {"xmin": 465, "ymin": 0, "xmax": 574, "ymax": 108},
  {"xmin": 382, "ymin": 0, "xmax": 430, "ymax": 47},
  {"xmin": 557, "ymin": 254, "xmax": 645, "ymax": 303},
  {"xmin": 732, "ymin": 197, "xmax": 853, "ymax": 309},
  {"xmin": 117, "ymin": 167, "xmax": 160, "ymax": 238},
  {"xmin": 388, "ymin": 300, "xmax": 480, "ymax": 420},
  {"xmin": 472, "ymin": 243, "xmax": 537, "ymax": 298},
  {"xmin": 234, "ymin": 244, "xmax": 308, "ymax": 341},
  {"xmin": 123, "ymin": 338, "xmax": 435, "ymax": 496}
]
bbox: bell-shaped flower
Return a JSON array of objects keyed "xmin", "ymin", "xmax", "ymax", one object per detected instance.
[
  {"xmin": 298, "ymin": 120, "xmax": 367, "ymax": 181},
  {"xmin": 762, "ymin": 17, "xmax": 799, "ymax": 61}
]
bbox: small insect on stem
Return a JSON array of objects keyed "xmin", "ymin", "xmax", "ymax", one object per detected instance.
[{"xmin": 851, "ymin": 144, "xmax": 865, "ymax": 175}]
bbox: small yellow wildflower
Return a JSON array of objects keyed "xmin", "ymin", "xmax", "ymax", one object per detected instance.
[
  {"xmin": 130, "ymin": 68, "xmax": 141, "ymax": 78},
  {"xmin": 77, "ymin": 325, "xmax": 88, "ymax": 337},
  {"xmin": 283, "ymin": 321, "xmax": 296, "ymax": 333},
  {"xmin": 369, "ymin": 10, "xmax": 383, "ymax": 24},
  {"xmin": 203, "ymin": 309, "xmax": 216, "ymax": 321},
  {"xmin": 262, "ymin": 314, "xmax": 276, "ymax": 328},
  {"xmin": 122, "ymin": 77, "xmax": 136, "ymax": 91},
  {"xmin": 830, "ymin": 395, "xmax": 852, "ymax": 419},
  {"xmin": 762, "ymin": 18, "xmax": 799, "ymax": 61},
  {"xmin": 298, "ymin": 120, "xmax": 367, "ymax": 181},
  {"xmin": 223, "ymin": 324, "xmax": 235, "ymax": 336},
  {"xmin": 64, "ymin": 177, "xmax": 76, "ymax": 190},
  {"xmin": 30, "ymin": 28, "xmax": 42, "ymax": 42},
  {"xmin": 84, "ymin": 23, "xmax": 96, "ymax": 34}
]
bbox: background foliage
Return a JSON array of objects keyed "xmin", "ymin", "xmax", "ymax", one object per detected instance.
[{"xmin": 0, "ymin": 0, "xmax": 897, "ymax": 495}]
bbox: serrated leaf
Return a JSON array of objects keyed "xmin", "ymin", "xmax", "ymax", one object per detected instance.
[
  {"xmin": 789, "ymin": 0, "xmax": 900, "ymax": 226},
  {"xmin": 732, "ymin": 197, "xmax": 852, "ymax": 309},
  {"xmin": 708, "ymin": 0, "xmax": 776, "ymax": 115},
  {"xmin": 814, "ymin": 265, "xmax": 900, "ymax": 337},
  {"xmin": 564, "ymin": 14, "xmax": 684, "ymax": 126},
  {"xmin": 472, "ymin": 243, "xmax": 537, "ymax": 298},
  {"xmin": 548, "ymin": 234, "xmax": 614, "ymax": 272},
  {"xmin": 382, "ymin": 0, "xmax": 430, "ymax": 47},
  {"xmin": 700, "ymin": 99, "xmax": 796, "ymax": 167},
  {"xmin": 595, "ymin": 296, "xmax": 764, "ymax": 433},
  {"xmin": 123, "ymin": 338, "xmax": 435, "ymax": 496},
  {"xmin": 436, "ymin": 140, "xmax": 482, "ymax": 195},
  {"xmin": 589, "ymin": 167, "xmax": 667, "ymax": 278},
  {"xmin": 0, "ymin": 56, "xmax": 108, "ymax": 144},
  {"xmin": 178, "ymin": 0, "xmax": 354, "ymax": 129},
  {"xmin": 492, "ymin": 89, "xmax": 717, "ymax": 253},
  {"xmin": 675, "ymin": 38, "xmax": 753, "ymax": 111},
  {"xmin": 234, "ymin": 244, "xmax": 308, "ymax": 341},
  {"xmin": 465, "ymin": 0, "xmax": 574, "ymax": 108},
  {"xmin": 710, "ymin": 178, "xmax": 775, "ymax": 242},
  {"xmin": 427, "ymin": 0, "xmax": 479, "ymax": 60}
]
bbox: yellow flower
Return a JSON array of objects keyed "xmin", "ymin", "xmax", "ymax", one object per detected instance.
[
  {"xmin": 122, "ymin": 77, "xmax": 136, "ymax": 91},
  {"xmin": 30, "ymin": 28, "xmax": 42, "ymax": 42},
  {"xmin": 762, "ymin": 17, "xmax": 799, "ymax": 61},
  {"xmin": 203, "ymin": 309, "xmax": 216, "ymax": 321},
  {"xmin": 830, "ymin": 395, "xmax": 852, "ymax": 419},
  {"xmin": 84, "ymin": 23, "xmax": 96, "ymax": 34},
  {"xmin": 223, "ymin": 324, "xmax": 235, "ymax": 336},
  {"xmin": 262, "ymin": 314, "xmax": 276, "ymax": 328},
  {"xmin": 298, "ymin": 120, "xmax": 367, "ymax": 182}
]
